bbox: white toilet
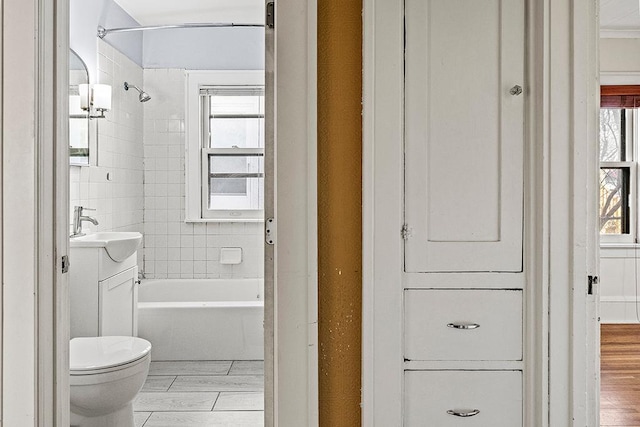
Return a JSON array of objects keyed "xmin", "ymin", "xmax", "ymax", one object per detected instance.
[{"xmin": 70, "ymin": 336, "xmax": 152, "ymax": 427}]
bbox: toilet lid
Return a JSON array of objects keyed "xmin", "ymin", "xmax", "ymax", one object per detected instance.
[{"xmin": 70, "ymin": 336, "xmax": 152, "ymax": 372}]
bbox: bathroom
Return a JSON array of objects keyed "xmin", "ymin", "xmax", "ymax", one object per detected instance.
[{"xmin": 68, "ymin": 1, "xmax": 266, "ymax": 425}]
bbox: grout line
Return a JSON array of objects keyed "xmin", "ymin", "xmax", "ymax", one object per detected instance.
[
  {"xmin": 211, "ymin": 392, "xmax": 220, "ymax": 411},
  {"xmin": 167, "ymin": 375, "xmax": 178, "ymax": 391},
  {"xmin": 140, "ymin": 411, "xmax": 151, "ymax": 427}
]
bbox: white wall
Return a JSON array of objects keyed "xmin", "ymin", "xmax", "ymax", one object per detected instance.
[
  {"xmin": 70, "ymin": 0, "xmax": 143, "ymax": 81},
  {"xmin": 70, "ymin": 0, "xmax": 263, "ymax": 75},
  {"xmin": 70, "ymin": 40, "xmax": 145, "ymax": 264},
  {"xmin": 600, "ymin": 247, "xmax": 640, "ymax": 322},
  {"xmin": 141, "ymin": 69, "xmax": 263, "ymax": 279},
  {"xmin": 143, "ymin": 28, "xmax": 264, "ymax": 70},
  {"xmin": 600, "ymin": 38, "xmax": 640, "ymax": 73},
  {"xmin": 599, "ymin": 37, "xmax": 640, "ymax": 323}
]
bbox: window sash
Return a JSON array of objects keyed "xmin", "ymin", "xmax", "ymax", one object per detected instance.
[
  {"xmin": 600, "ymin": 108, "xmax": 634, "ymax": 162},
  {"xmin": 201, "ymin": 93, "xmax": 265, "ymax": 150},
  {"xmin": 200, "ymin": 89, "xmax": 265, "ymax": 219},
  {"xmin": 599, "ymin": 162, "xmax": 636, "ymax": 243},
  {"xmin": 200, "ymin": 148, "xmax": 264, "ymax": 219}
]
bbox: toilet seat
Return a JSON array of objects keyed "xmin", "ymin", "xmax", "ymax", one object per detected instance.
[{"xmin": 70, "ymin": 336, "xmax": 151, "ymax": 375}]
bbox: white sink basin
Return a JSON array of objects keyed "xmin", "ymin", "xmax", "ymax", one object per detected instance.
[{"xmin": 70, "ymin": 232, "xmax": 142, "ymax": 262}]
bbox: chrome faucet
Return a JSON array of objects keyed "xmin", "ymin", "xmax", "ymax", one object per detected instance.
[{"xmin": 71, "ymin": 206, "xmax": 99, "ymax": 237}]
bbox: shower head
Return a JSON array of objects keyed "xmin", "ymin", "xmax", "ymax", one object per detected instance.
[{"xmin": 124, "ymin": 81, "xmax": 151, "ymax": 102}]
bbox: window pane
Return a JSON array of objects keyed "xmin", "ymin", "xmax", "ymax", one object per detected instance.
[
  {"xmin": 208, "ymin": 154, "xmax": 264, "ymax": 211},
  {"xmin": 210, "ymin": 118, "xmax": 264, "ymax": 149},
  {"xmin": 210, "ymin": 94, "xmax": 264, "ymax": 115},
  {"xmin": 209, "ymin": 93, "xmax": 264, "ymax": 149},
  {"xmin": 212, "ymin": 178, "xmax": 246, "ymax": 194},
  {"xmin": 600, "ymin": 167, "xmax": 630, "ymax": 235},
  {"xmin": 599, "ymin": 108, "xmax": 625, "ymax": 162}
]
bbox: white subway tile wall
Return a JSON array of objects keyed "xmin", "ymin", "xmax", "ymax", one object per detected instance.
[
  {"xmin": 70, "ymin": 41, "xmax": 145, "ymax": 266},
  {"xmin": 70, "ymin": 59, "xmax": 263, "ymax": 279},
  {"xmin": 142, "ymin": 69, "xmax": 263, "ymax": 279}
]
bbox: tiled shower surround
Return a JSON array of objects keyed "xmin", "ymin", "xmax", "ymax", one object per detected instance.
[
  {"xmin": 142, "ymin": 69, "xmax": 263, "ymax": 280},
  {"xmin": 71, "ymin": 48, "xmax": 263, "ymax": 280},
  {"xmin": 70, "ymin": 41, "xmax": 145, "ymax": 261}
]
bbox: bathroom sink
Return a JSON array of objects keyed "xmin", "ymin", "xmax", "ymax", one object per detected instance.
[{"xmin": 70, "ymin": 232, "xmax": 142, "ymax": 262}]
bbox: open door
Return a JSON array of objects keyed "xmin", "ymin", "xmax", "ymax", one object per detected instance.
[
  {"xmin": 264, "ymin": 1, "xmax": 320, "ymax": 426},
  {"xmin": 263, "ymin": 0, "xmax": 275, "ymax": 424}
]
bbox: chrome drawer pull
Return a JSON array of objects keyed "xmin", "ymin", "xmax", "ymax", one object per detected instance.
[
  {"xmin": 447, "ymin": 322, "xmax": 480, "ymax": 330},
  {"xmin": 447, "ymin": 409, "xmax": 480, "ymax": 418}
]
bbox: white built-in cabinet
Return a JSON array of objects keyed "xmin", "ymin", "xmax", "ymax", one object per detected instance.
[
  {"xmin": 405, "ymin": 0, "xmax": 525, "ymax": 274},
  {"xmin": 403, "ymin": 0, "xmax": 525, "ymax": 425}
]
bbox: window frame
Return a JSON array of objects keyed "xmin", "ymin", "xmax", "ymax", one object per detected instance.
[
  {"xmin": 185, "ymin": 70, "xmax": 265, "ymax": 222},
  {"xmin": 599, "ymin": 107, "xmax": 637, "ymax": 244}
]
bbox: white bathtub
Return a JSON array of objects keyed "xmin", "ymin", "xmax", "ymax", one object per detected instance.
[{"xmin": 138, "ymin": 279, "xmax": 264, "ymax": 361}]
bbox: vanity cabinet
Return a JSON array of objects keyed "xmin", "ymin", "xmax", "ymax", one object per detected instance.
[
  {"xmin": 98, "ymin": 267, "xmax": 138, "ymax": 336},
  {"xmin": 69, "ymin": 247, "xmax": 138, "ymax": 338},
  {"xmin": 402, "ymin": 0, "xmax": 525, "ymax": 423}
]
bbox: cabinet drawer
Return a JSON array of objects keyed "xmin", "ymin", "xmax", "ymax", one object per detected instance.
[
  {"xmin": 405, "ymin": 290, "xmax": 522, "ymax": 361},
  {"xmin": 405, "ymin": 370, "xmax": 522, "ymax": 427}
]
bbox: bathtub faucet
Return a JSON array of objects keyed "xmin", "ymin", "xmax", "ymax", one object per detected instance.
[{"xmin": 71, "ymin": 206, "xmax": 99, "ymax": 237}]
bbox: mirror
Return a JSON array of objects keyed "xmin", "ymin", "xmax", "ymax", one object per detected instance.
[{"xmin": 69, "ymin": 49, "xmax": 90, "ymax": 166}]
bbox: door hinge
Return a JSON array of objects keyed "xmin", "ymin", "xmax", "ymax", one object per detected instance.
[
  {"xmin": 61, "ymin": 255, "xmax": 70, "ymax": 274},
  {"xmin": 401, "ymin": 224, "xmax": 412, "ymax": 240},
  {"xmin": 588, "ymin": 275, "xmax": 599, "ymax": 295},
  {"xmin": 265, "ymin": 217, "xmax": 276, "ymax": 245},
  {"xmin": 266, "ymin": 2, "xmax": 275, "ymax": 29}
]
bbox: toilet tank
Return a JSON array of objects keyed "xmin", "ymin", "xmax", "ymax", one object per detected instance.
[{"xmin": 69, "ymin": 247, "xmax": 138, "ymax": 338}]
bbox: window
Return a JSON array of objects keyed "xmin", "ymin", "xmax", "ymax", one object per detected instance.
[
  {"xmin": 186, "ymin": 71, "xmax": 265, "ymax": 221},
  {"xmin": 599, "ymin": 86, "xmax": 640, "ymax": 243}
]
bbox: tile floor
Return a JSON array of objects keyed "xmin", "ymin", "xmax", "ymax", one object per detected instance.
[{"xmin": 134, "ymin": 360, "xmax": 264, "ymax": 427}]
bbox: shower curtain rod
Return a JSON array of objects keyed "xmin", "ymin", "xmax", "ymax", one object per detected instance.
[{"xmin": 97, "ymin": 23, "xmax": 264, "ymax": 39}]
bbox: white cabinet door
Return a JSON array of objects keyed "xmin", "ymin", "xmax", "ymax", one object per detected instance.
[
  {"xmin": 405, "ymin": 370, "xmax": 522, "ymax": 426},
  {"xmin": 405, "ymin": 0, "xmax": 525, "ymax": 272},
  {"xmin": 99, "ymin": 266, "xmax": 138, "ymax": 336}
]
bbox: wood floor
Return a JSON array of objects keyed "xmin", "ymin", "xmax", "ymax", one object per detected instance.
[{"xmin": 601, "ymin": 324, "xmax": 640, "ymax": 426}]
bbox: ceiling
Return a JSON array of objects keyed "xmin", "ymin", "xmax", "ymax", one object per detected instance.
[
  {"xmin": 113, "ymin": 0, "xmax": 264, "ymax": 26},
  {"xmin": 115, "ymin": 0, "xmax": 637, "ymax": 32},
  {"xmin": 601, "ymin": 0, "xmax": 640, "ymax": 30}
]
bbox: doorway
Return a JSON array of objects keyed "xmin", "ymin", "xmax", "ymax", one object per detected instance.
[
  {"xmin": 68, "ymin": 1, "xmax": 270, "ymax": 424},
  {"xmin": 598, "ymin": 80, "xmax": 640, "ymax": 426},
  {"xmin": 1, "ymin": 0, "xmax": 318, "ymax": 424}
]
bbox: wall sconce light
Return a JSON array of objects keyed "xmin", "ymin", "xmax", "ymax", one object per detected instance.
[{"xmin": 79, "ymin": 83, "xmax": 112, "ymax": 119}]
